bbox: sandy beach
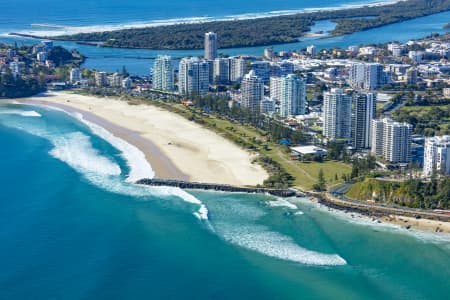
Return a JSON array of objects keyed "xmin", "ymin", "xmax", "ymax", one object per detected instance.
[
  {"xmin": 378, "ymin": 215, "xmax": 450, "ymax": 233},
  {"xmin": 20, "ymin": 91, "xmax": 268, "ymax": 186}
]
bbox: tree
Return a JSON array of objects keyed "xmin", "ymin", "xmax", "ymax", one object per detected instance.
[{"xmin": 313, "ymin": 169, "xmax": 327, "ymax": 191}]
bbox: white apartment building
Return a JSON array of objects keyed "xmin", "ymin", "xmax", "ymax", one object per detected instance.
[
  {"xmin": 229, "ymin": 57, "xmax": 246, "ymax": 83},
  {"xmin": 241, "ymin": 70, "xmax": 264, "ymax": 113},
  {"xmin": 270, "ymin": 74, "xmax": 306, "ymax": 118},
  {"xmin": 322, "ymin": 88, "xmax": 352, "ymax": 140},
  {"xmin": 95, "ymin": 71, "xmax": 108, "ymax": 87},
  {"xmin": 204, "ymin": 32, "xmax": 218, "ymax": 60},
  {"xmin": 213, "ymin": 58, "xmax": 230, "ymax": 84},
  {"xmin": 178, "ymin": 57, "xmax": 210, "ymax": 95},
  {"xmin": 70, "ymin": 68, "xmax": 82, "ymax": 83},
  {"xmin": 352, "ymin": 93, "xmax": 376, "ymax": 150},
  {"xmin": 109, "ymin": 73, "xmax": 123, "ymax": 87},
  {"xmin": 153, "ymin": 55, "xmax": 174, "ymax": 91},
  {"xmin": 423, "ymin": 135, "xmax": 450, "ymax": 177},
  {"xmin": 349, "ymin": 63, "xmax": 384, "ymax": 90},
  {"xmin": 122, "ymin": 77, "xmax": 132, "ymax": 89},
  {"xmin": 371, "ymin": 118, "xmax": 412, "ymax": 164}
]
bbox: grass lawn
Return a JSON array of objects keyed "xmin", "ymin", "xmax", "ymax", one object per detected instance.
[
  {"xmin": 175, "ymin": 103, "xmax": 352, "ymax": 190},
  {"xmin": 95, "ymin": 95, "xmax": 352, "ymax": 191}
]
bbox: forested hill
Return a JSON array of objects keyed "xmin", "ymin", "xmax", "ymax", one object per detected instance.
[
  {"xmin": 346, "ymin": 178, "xmax": 450, "ymax": 209},
  {"xmin": 40, "ymin": 0, "xmax": 450, "ymax": 50}
]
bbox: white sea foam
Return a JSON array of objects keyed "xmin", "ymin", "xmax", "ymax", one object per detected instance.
[
  {"xmin": 2, "ymin": 108, "xmax": 208, "ymax": 220},
  {"xmin": 4, "ymin": 0, "xmax": 401, "ymax": 38},
  {"xmin": 72, "ymin": 112, "xmax": 155, "ymax": 182},
  {"xmin": 49, "ymin": 131, "xmax": 122, "ymax": 177},
  {"xmin": 295, "ymin": 211, "xmax": 305, "ymax": 216},
  {"xmin": 216, "ymin": 223, "xmax": 347, "ymax": 266},
  {"xmin": 148, "ymin": 186, "xmax": 209, "ymax": 220},
  {"xmin": 0, "ymin": 110, "xmax": 42, "ymax": 117},
  {"xmin": 267, "ymin": 199, "xmax": 298, "ymax": 210},
  {"xmin": 208, "ymin": 198, "xmax": 345, "ymax": 266}
]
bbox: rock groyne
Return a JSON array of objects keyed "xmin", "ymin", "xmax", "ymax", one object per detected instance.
[{"xmin": 135, "ymin": 178, "xmax": 303, "ymax": 198}]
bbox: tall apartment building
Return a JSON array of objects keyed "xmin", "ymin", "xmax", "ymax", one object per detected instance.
[
  {"xmin": 241, "ymin": 71, "xmax": 264, "ymax": 113},
  {"xmin": 95, "ymin": 71, "xmax": 108, "ymax": 87},
  {"xmin": 423, "ymin": 135, "xmax": 450, "ymax": 177},
  {"xmin": 109, "ymin": 72, "xmax": 123, "ymax": 87},
  {"xmin": 270, "ymin": 74, "xmax": 306, "ymax": 118},
  {"xmin": 229, "ymin": 57, "xmax": 246, "ymax": 83},
  {"xmin": 349, "ymin": 63, "xmax": 384, "ymax": 90},
  {"xmin": 322, "ymin": 88, "xmax": 352, "ymax": 140},
  {"xmin": 204, "ymin": 32, "xmax": 218, "ymax": 60},
  {"xmin": 213, "ymin": 58, "xmax": 230, "ymax": 85},
  {"xmin": 70, "ymin": 68, "xmax": 81, "ymax": 83},
  {"xmin": 250, "ymin": 61, "xmax": 271, "ymax": 83},
  {"xmin": 153, "ymin": 55, "xmax": 174, "ymax": 91},
  {"xmin": 352, "ymin": 93, "xmax": 376, "ymax": 150},
  {"xmin": 178, "ymin": 57, "xmax": 210, "ymax": 95},
  {"xmin": 307, "ymin": 45, "xmax": 317, "ymax": 56},
  {"xmin": 371, "ymin": 118, "xmax": 412, "ymax": 164}
]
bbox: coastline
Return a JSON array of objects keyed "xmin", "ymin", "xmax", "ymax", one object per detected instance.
[
  {"xmin": 315, "ymin": 192, "xmax": 450, "ymax": 234},
  {"xmin": 5, "ymin": 0, "xmax": 399, "ymax": 38},
  {"xmin": 6, "ymin": 92, "xmax": 450, "ymax": 234},
  {"xmin": 17, "ymin": 91, "xmax": 268, "ymax": 186}
]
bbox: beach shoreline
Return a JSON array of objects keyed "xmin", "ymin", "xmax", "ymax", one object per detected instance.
[
  {"xmin": 7, "ymin": 92, "xmax": 450, "ymax": 234},
  {"xmin": 16, "ymin": 91, "xmax": 268, "ymax": 186},
  {"xmin": 5, "ymin": 0, "xmax": 399, "ymax": 38}
]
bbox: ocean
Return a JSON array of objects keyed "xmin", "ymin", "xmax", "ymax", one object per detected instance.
[
  {"xmin": 1, "ymin": 102, "xmax": 450, "ymax": 300},
  {"xmin": 1, "ymin": 1, "xmax": 450, "ymax": 75},
  {"xmin": 1, "ymin": 2, "xmax": 450, "ymax": 298}
]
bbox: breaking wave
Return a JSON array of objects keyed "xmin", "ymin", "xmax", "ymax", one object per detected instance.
[
  {"xmin": 0, "ymin": 105, "xmax": 207, "ymax": 220},
  {"xmin": 0, "ymin": 110, "xmax": 42, "ymax": 117},
  {"xmin": 216, "ymin": 223, "xmax": 347, "ymax": 266}
]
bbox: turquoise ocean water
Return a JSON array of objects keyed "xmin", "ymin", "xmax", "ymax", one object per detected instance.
[{"xmin": 0, "ymin": 102, "xmax": 450, "ymax": 299}]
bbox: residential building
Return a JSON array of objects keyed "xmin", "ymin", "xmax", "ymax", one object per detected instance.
[
  {"xmin": 95, "ymin": 71, "xmax": 108, "ymax": 87},
  {"xmin": 229, "ymin": 57, "xmax": 246, "ymax": 83},
  {"xmin": 409, "ymin": 51, "xmax": 424, "ymax": 63},
  {"xmin": 36, "ymin": 52, "xmax": 47, "ymax": 63},
  {"xmin": 109, "ymin": 72, "xmax": 123, "ymax": 87},
  {"xmin": 69, "ymin": 68, "xmax": 82, "ymax": 83},
  {"xmin": 443, "ymin": 88, "xmax": 450, "ymax": 98},
  {"xmin": 349, "ymin": 63, "xmax": 384, "ymax": 90},
  {"xmin": 371, "ymin": 118, "xmax": 412, "ymax": 164},
  {"xmin": 153, "ymin": 55, "xmax": 174, "ymax": 91},
  {"xmin": 271, "ymin": 74, "xmax": 306, "ymax": 118},
  {"xmin": 213, "ymin": 58, "xmax": 230, "ymax": 84},
  {"xmin": 250, "ymin": 61, "xmax": 271, "ymax": 83},
  {"xmin": 405, "ymin": 68, "xmax": 418, "ymax": 85},
  {"xmin": 178, "ymin": 57, "xmax": 210, "ymax": 95},
  {"xmin": 307, "ymin": 45, "xmax": 317, "ymax": 56},
  {"xmin": 352, "ymin": 93, "xmax": 376, "ymax": 150},
  {"xmin": 322, "ymin": 88, "xmax": 352, "ymax": 140},
  {"xmin": 122, "ymin": 77, "xmax": 132, "ymax": 89},
  {"xmin": 264, "ymin": 47, "xmax": 274, "ymax": 60},
  {"xmin": 260, "ymin": 97, "xmax": 276, "ymax": 114},
  {"xmin": 241, "ymin": 70, "xmax": 264, "ymax": 113},
  {"xmin": 204, "ymin": 32, "xmax": 218, "ymax": 60},
  {"xmin": 423, "ymin": 135, "xmax": 450, "ymax": 176}
]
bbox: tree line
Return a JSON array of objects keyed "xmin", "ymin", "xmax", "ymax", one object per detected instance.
[{"xmin": 50, "ymin": 0, "xmax": 450, "ymax": 50}]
